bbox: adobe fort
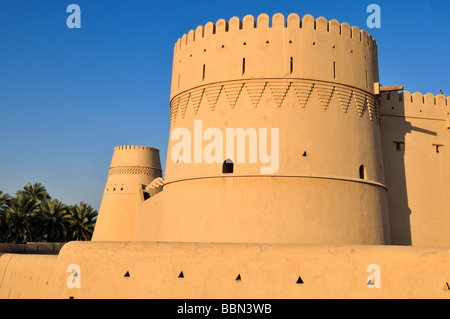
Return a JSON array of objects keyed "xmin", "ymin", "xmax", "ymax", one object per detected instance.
[{"xmin": 1, "ymin": 13, "xmax": 449, "ymax": 299}]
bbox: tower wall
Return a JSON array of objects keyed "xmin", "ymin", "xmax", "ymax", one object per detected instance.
[
  {"xmin": 154, "ymin": 13, "xmax": 390, "ymax": 245},
  {"xmin": 92, "ymin": 145, "xmax": 162, "ymax": 241},
  {"xmin": 380, "ymin": 91, "xmax": 450, "ymax": 247}
]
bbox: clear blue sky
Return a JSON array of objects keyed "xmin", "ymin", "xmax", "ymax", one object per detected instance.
[{"xmin": 0, "ymin": 0, "xmax": 448, "ymax": 210}]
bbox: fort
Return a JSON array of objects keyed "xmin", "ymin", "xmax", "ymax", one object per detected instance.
[{"xmin": 0, "ymin": 13, "xmax": 449, "ymax": 299}]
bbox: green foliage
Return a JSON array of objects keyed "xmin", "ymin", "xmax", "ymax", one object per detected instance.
[{"xmin": 0, "ymin": 183, "xmax": 97, "ymax": 243}]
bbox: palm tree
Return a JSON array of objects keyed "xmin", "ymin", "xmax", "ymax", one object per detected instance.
[
  {"xmin": 0, "ymin": 191, "xmax": 11, "ymax": 242},
  {"xmin": 36, "ymin": 199, "xmax": 72, "ymax": 242},
  {"xmin": 68, "ymin": 202, "xmax": 98, "ymax": 241},
  {"xmin": 16, "ymin": 182, "xmax": 51, "ymax": 203},
  {"xmin": 4, "ymin": 193, "xmax": 39, "ymax": 243}
]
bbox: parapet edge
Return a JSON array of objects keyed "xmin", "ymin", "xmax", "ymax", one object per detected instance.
[{"xmin": 174, "ymin": 13, "xmax": 376, "ymax": 51}]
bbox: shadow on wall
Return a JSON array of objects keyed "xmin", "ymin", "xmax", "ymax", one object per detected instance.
[{"xmin": 381, "ymin": 93, "xmax": 437, "ymax": 245}]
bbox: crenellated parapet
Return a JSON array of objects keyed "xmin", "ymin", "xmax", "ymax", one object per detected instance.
[
  {"xmin": 110, "ymin": 145, "xmax": 162, "ymax": 171},
  {"xmin": 114, "ymin": 145, "xmax": 158, "ymax": 151},
  {"xmin": 380, "ymin": 91, "xmax": 450, "ymax": 121},
  {"xmin": 171, "ymin": 13, "xmax": 379, "ymax": 101}
]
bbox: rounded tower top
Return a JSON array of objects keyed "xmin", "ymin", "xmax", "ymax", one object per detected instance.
[
  {"xmin": 110, "ymin": 145, "xmax": 162, "ymax": 170},
  {"xmin": 171, "ymin": 13, "xmax": 379, "ymax": 101}
]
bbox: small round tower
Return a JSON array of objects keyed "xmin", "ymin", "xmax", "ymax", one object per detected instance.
[{"xmin": 92, "ymin": 145, "xmax": 162, "ymax": 241}]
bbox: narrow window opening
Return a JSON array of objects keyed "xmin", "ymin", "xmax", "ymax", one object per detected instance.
[
  {"xmin": 394, "ymin": 141, "xmax": 404, "ymax": 151},
  {"xmin": 235, "ymin": 274, "xmax": 242, "ymax": 281},
  {"xmin": 242, "ymin": 58, "xmax": 246, "ymax": 75},
  {"xmin": 433, "ymin": 144, "xmax": 443, "ymax": 153},
  {"xmin": 223, "ymin": 159, "xmax": 234, "ymax": 174},
  {"xmin": 177, "ymin": 74, "xmax": 180, "ymax": 90},
  {"xmin": 202, "ymin": 64, "xmax": 205, "ymax": 81},
  {"xmin": 289, "ymin": 40, "xmax": 292, "ymax": 44},
  {"xmin": 296, "ymin": 276, "xmax": 304, "ymax": 284},
  {"xmin": 178, "ymin": 271, "xmax": 184, "ymax": 278},
  {"xmin": 290, "ymin": 57, "xmax": 293, "ymax": 74},
  {"xmin": 302, "ymin": 151, "xmax": 307, "ymax": 157},
  {"xmin": 365, "ymin": 71, "xmax": 368, "ymax": 89},
  {"xmin": 124, "ymin": 271, "xmax": 130, "ymax": 277},
  {"xmin": 359, "ymin": 165, "xmax": 366, "ymax": 179},
  {"xmin": 333, "ymin": 61, "xmax": 336, "ymax": 79},
  {"xmin": 387, "ymin": 92, "xmax": 391, "ymax": 100}
]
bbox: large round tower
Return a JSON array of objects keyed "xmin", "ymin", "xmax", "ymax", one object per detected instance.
[
  {"xmin": 92, "ymin": 145, "xmax": 162, "ymax": 241},
  {"xmin": 156, "ymin": 13, "xmax": 390, "ymax": 245}
]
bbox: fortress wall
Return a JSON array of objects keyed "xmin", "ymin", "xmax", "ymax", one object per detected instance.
[
  {"xmin": 160, "ymin": 83, "xmax": 389, "ymax": 244},
  {"xmin": 0, "ymin": 253, "xmax": 58, "ymax": 299},
  {"xmin": 11, "ymin": 241, "xmax": 447, "ymax": 299},
  {"xmin": 134, "ymin": 190, "xmax": 163, "ymax": 241},
  {"xmin": 380, "ymin": 91, "xmax": 450, "ymax": 247},
  {"xmin": 141, "ymin": 176, "xmax": 389, "ymax": 245}
]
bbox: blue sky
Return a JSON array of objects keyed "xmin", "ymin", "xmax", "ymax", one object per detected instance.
[{"xmin": 0, "ymin": 0, "xmax": 448, "ymax": 210}]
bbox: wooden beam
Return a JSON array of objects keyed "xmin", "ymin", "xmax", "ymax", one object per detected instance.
[{"xmin": 380, "ymin": 85, "xmax": 404, "ymax": 92}]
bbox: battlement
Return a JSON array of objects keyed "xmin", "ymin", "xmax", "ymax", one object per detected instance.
[
  {"xmin": 380, "ymin": 91, "xmax": 450, "ymax": 120},
  {"xmin": 174, "ymin": 13, "xmax": 376, "ymax": 51},
  {"xmin": 109, "ymin": 145, "xmax": 162, "ymax": 171},
  {"xmin": 171, "ymin": 12, "xmax": 379, "ymax": 99},
  {"xmin": 114, "ymin": 145, "xmax": 158, "ymax": 151}
]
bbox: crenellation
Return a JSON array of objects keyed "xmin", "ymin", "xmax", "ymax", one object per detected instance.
[
  {"xmin": 205, "ymin": 21, "xmax": 215, "ymax": 36},
  {"xmin": 286, "ymin": 13, "xmax": 300, "ymax": 28},
  {"xmin": 187, "ymin": 29, "xmax": 195, "ymax": 44},
  {"xmin": 341, "ymin": 22, "xmax": 351, "ymax": 38},
  {"xmin": 272, "ymin": 13, "xmax": 285, "ymax": 28},
  {"xmin": 380, "ymin": 91, "xmax": 450, "ymax": 120},
  {"xmin": 216, "ymin": 19, "xmax": 228, "ymax": 33},
  {"xmin": 329, "ymin": 19, "xmax": 340, "ymax": 35},
  {"xmin": 257, "ymin": 13, "xmax": 270, "ymax": 28},
  {"xmin": 243, "ymin": 14, "xmax": 256, "ymax": 29},
  {"xmin": 316, "ymin": 16, "xmax": 328, "ymax": 32},
  {"xmin": 114, "ymin": 145, "xmax": 159, "ymax": 151},
  {"xmin": 195, "ymin": 25, "xmax": 203, "ymax": 40},
  {"xmin": 301, "ymin": 14, "xmax": 314, "ymax": 30},
  {"xmin": 229, "ymin": 16, "xmax": 242, "ymax": 31},
  {"xmin": 174, "ymin": 13, "xmax": 377, "ymax": 52}
]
